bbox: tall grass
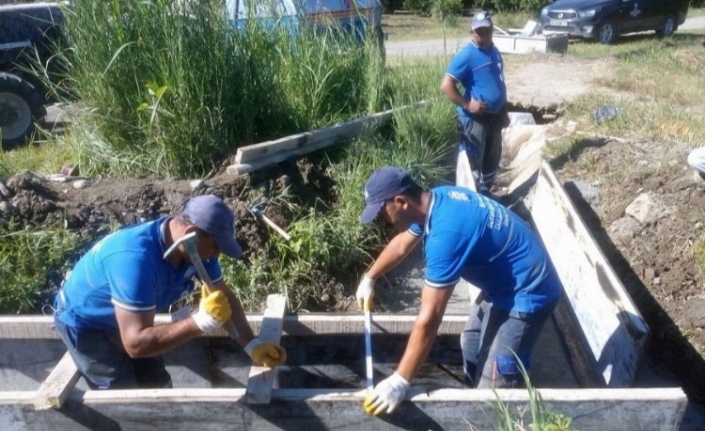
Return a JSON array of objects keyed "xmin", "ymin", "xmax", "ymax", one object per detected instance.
[
  {"xmin": 52, "ymin": 0, "xmax": 385, "ymax": 177},
  {"xmin": 221, "ymin": 60, "xmax": 456, "ymax": 311}
]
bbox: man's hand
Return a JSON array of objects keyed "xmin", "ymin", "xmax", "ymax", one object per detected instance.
[
  {"xmin": 466, "ymin": 99, "xmax": 487, "ymax": 114},
  {"xmin": 356, "ymin": 276, "xmax": 375, "ymax": 310},
  {"xmin": 245, "ymin": 338, "xmax": 287, "ymax": 367},
  {"xmin": 191, "ymin": 286, "xmax": 232, "ymax": 334},
  {"xmin": 363, "ymin": 372, "xmax": 409, "ymax": 415}
]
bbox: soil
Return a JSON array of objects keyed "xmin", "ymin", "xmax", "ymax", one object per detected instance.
[
  {"xmin": 0, "ymin": 154, "xmax": 353, "ymax": 312},
  {"xmin": 1, "ymin": 52, "xmax": 704, "ymax": 405}
]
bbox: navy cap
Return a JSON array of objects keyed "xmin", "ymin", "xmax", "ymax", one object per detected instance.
[
  {"xmin": 360, "ymin": 167, "xmax": 416, "ymax": 224},
  {"xmin": 183, "ymin": 195, "xmax": 243, "ymax": 258},
  {"xmin": 471, "ymin": 11, "xmax": 493, "ymax": 30}
]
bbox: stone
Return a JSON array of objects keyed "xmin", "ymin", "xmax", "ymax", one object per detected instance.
[
  {"xmin": 73, "ymin": 180, "xmax": 89, "ymax": 189},
  {"xmin": 625, "ymin": 191, "xmax": 675, "ymax": 224}
]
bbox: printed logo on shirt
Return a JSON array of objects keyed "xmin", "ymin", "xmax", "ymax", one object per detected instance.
[{"xmin": 447, "ymin": 190, "xmax": 470, "ymax": 202}]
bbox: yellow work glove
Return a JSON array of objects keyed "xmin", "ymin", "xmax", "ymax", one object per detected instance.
[
  {"xmin": 191, "ymin": 286, "xmax": 232, "ymax": 334},
  {"xmin": 363, "ymin": 372, "xmax": 409, "ymax": 415},
  {"xmin": 356, "ymin": 276, "xmax": 375, "ymax": 310},
  {"xmin": 244, "ymin": 338, "xmax": 287, "ymax": 367}
]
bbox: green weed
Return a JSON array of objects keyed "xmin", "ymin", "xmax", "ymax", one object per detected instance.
[{"xmin": 0, "ymin": 225, "xmax": 85, "ymax": 313}]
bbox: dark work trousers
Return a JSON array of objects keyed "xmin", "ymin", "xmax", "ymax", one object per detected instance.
[
  {"xmin": 457, "ymin": 113, "xmax": 503, "ymax": 193},
  {"xmin": 54, "ymin": 317, "xmax": 173, "ymax": 390},
  {"xmin": 460, "ymin": 296, "xmax": 558, "ymax": 388}
]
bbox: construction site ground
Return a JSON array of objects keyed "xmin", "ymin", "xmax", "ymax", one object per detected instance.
[{"xmin": 4, "ymin": 23, "xmax": 705, "ymax": 429}]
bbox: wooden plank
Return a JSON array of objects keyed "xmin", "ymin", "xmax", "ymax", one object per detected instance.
[
  {"xmin": 227, "ymin": 134, "xmax": 353, "ymax": 176},
  {"xmin": 234, "ymin": 110, "xmax": 393, "ymax": 164},
  {"xmin": 32, "ymin": 352, "xmax": 80, "ymax": 410},
  {"xmin": 0, "ymin": 314, "xmax": 468, "ymax": 340},
  {"xmin": 0, "ymin": 387, "xmax": 686, "ymax": 431},
  {"xmin": 246, "ymin": 294, "xmax": 287, "ymax": 404},
  {"xmin": 531, "ymin": 161, "xmax": 649, "ymax": 387}
]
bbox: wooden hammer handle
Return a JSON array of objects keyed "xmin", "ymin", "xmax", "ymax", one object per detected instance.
[{"xmin": 261, "ymin": 214, "xmax": 291, "ymax": 241}]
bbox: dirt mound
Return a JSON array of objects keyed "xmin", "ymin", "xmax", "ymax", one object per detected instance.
[
  {"xmin": 553, "ymin": 137, "xmax": 705, "ymax": 402},
  {"xmin": 0, "ymin": 157, "xmax": 351, "ymax": 311}
]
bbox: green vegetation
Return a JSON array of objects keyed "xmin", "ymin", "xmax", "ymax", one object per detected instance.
[
  {"xmin": 547, "ymin": 35, "xmax": 705, "ymax": 158},
  {"xmin": 0, "ymin": 225, "xmax": 85, "ymax": 313},
  {"xmin": 1, "ymin": 1, "xmax": 456, "ymax": 313},
  {"xmin": 50, "ymin": 0, "xmax": 386, "ymax": 178},
  {"xmin": 2, "ymin": 6, "xmax": 703, "ymax": 318}
]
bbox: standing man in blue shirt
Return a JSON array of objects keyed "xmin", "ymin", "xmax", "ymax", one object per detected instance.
[
  {"xmin": 356, "ymin": 167, "xmax": 562, "ymax": 415},
  {"xmin": 440, "ymin": 11, "xmax": 510, "ymax": 195},
  {"xmin": 53, "ymin": 194, "xmax": 286, "ymax": 389}
]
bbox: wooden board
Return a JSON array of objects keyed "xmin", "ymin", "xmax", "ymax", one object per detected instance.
[
  {"xmin": 0, "ymin": 387, "xmax": 686, "ymax": 431},
  {"xmin": 234, "ymin": 110, "xmax": 393, "ymax": 164},
  {"xmin": 246, "ymin": 294, "xmax": 286, "ymax": 404},
  {"xmin": 531, "ymin": 161, "xmax": 649, "ymax": 387},
  {"xmin": 0, "ymin": 314, "xmax": 468, "ymax": 339},
  {"xmin": 32, "ymin": 352, "xmax": 80, "ymax": 410}
]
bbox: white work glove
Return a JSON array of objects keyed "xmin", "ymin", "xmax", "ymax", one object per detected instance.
[
  {"xmin": 363, "ymin": 372, "xmax": 409, "ymax": 415},
  {"xmin": 244, "ymin": 338, "xmax": 287, "ymax": 367},
  {"xmin": 356, "ymin": 276, "xmax": 375, "ymax": 310},
  {"xmin": 191, "ymin": 286, "xmax": 232, "ymax": 334}
]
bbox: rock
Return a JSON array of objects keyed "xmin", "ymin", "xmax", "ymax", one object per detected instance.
[
  {"xmin": 568, "ymin": 180, "xmax": 600, "ymax": 206},
  {"xmin": 0, "ymin": 201, "xmax": 10, "ymax": 213},
  {"xmin": 684, "ymin": 298, "xmax": 705, "ymax": 328},
  {"xmin": 189, "ymin": 179, "xmax": 204, "ymax": 190},
  {"xmin": 608, "ymin": 217, "xmax": 642, "ymax": 244},
  {"xmin": 0, "ymin": 181, "xmax": 11, "ymax": 198},
  {"xmin": 644, "ymin": 267, "xmax": 656, "ymax": 280},
  {"xmin": 73, "ymin": 179, "xmax": 90, "ymax": 189},
  {"xmin": 5, "ymin": 170, "xmax": 46, "ymax": 191},
  {"xmin": 625, "ymin": 191, "xmax": 675, "ymax": 224}
]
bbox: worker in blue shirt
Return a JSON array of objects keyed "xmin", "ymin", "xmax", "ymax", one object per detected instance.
[
  {"xmin": 441, "ymin": 11, "xmax": 510, "ymax": 195},
  {"xmin": 53, "ymin": 195, "xmax": 286, "ymax": 389},
  {"xmin": 356, "ymin": 167, "xmax": 562, "ymax": 415}
]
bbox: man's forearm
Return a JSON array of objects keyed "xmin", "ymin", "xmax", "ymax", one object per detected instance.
[
  {"xmin": 122, "ymin": 317, "xmax": 202, "ymax": 358},
  {"xmin": 396, "ymin": 316, "xmax": 441, "ymax": 381},
  {"xmin": 367, "ymin": 233, "xmax": 419, "ymax": 280}
]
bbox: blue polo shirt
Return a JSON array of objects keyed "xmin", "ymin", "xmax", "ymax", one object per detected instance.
[
  {"xmin": 55, "ymin": 217, "xmax": 222, "ymax": 331},
  {"xmin": 446, "ymin": 42, "xmax": 506, "ymax": 118},
  {"xmin": 409, "ymin": 186, "xmax": 561, "ymax": 313}
]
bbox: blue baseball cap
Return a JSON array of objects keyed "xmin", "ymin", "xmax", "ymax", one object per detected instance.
[
  {"xmin": 360, "ymin": 166, "xmax": 416, "ymax": 224},
  {"xmin": 183, "ymin": 195, "xmax": 243, "ymax": 258},
  {"xmin": 471, "ymin": 11, "xmax": 493, "ymax": 31}
]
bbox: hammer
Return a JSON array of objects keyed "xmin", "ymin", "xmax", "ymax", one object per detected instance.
[
  {"xmin": 248, "ymin": 201, "xmax": 291, "ymax": 241},
  {"xmin": 163, "ymin": 232, "xmax": 239, "ymax": 340}
]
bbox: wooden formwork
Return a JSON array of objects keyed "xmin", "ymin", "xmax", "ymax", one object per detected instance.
[{"xmin": 0, "ymin": 117, "xmax": 688, "ymax": 430}]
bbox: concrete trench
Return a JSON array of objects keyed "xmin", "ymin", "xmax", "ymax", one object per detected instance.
[{"xmin": 0, "ymin": 104, "xmax": 694, "ymax": 430}]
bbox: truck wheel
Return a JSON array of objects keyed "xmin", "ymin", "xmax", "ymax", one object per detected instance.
[
  {"xmin": 655, "ymin": 15, "xmax": 676, "ymax": 38},
  {"xmin": 0, "ymin": 73, "xmax": 46, "ymax": 147},
  {"xmin": 597, "ymin": 20, "xmax": 618, "ymax": 44}
]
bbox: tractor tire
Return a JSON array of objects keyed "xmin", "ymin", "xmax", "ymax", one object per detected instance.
[{"xmin": 0, "ymin": 72, "xmax": 46, "ymax": 147}]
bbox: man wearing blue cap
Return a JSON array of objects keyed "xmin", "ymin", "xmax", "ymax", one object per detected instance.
[
  {"xmin": 53, "ymin": 194, "xmax": 286, "ymax": 389},
  {"xmin": 357, "ymin": 167, "xmax": 562, "ymax": 415},
  {"xmin": 440, "ymin": 10, "xmax": 509, "ymax": 195}
]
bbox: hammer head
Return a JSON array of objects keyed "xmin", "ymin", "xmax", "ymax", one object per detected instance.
[{"xmin": 248, "ymin": 201, "xmax": 268, "ymax": 218}]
